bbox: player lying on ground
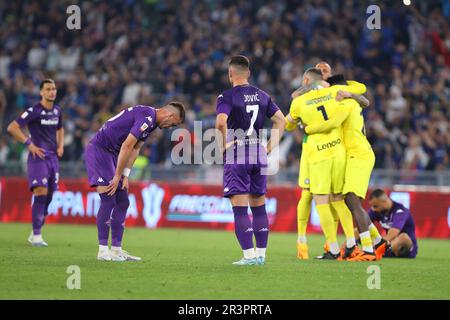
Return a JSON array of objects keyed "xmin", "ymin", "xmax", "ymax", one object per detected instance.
[
  {"xmin": 215, "ymin": 55, "xmax": 285, "ymax": 266},
  {"xmin": 7, "ymin": 79, "xmax": 64, "ymax": 247},
  {"xmin": 303, "ymin": 74, "xmax": 387, "ymax": 261},
  {"xmin": 85, "ymin": 102, "xmax": 185, "ymax": 261},
  {"xmin": 366, "ymin": 189, "xmax": 418, "ymax": 258},
  {"xmin": 286, "ymin": 68, "xmax": 367, "ymax": 260}
]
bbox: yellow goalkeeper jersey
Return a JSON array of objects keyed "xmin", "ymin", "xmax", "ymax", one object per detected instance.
[
  {"xmin": 289, "ymin": 82, "xmax": 366, "ymax": 163},
  {"xmin": 305, "ymin": 97, "xmax": 373, "ymax": 158}
]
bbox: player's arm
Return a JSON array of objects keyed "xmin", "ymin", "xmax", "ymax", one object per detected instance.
[
  {"xmin": 106, "ymin": 133, "xmax": 137, "ymax": 196},
  {"xmin": 336, "ymin": 90, "xmax": 369, "ymax": 107},
  {"xmin": 215, "ymin": 113, "xmax": 228, "ymax": 154},
  {"xmin": 351, "ymin": 94, "xmax": 370, "ymax": 108},
  {"xmin": 215, "ymin": 93, "xmax": 233, "ymax": 154},
  {"xmin": 267, "ymin": 110, "xmax": 286, "ymax": 154},
  {"xmin": 291, "ymin": 81, "xmax": 330, "ymax": 98},
  {"xmin": 291, "ymin": 86, "xmax": 309, "ymax": 99},
  {"xmin": 56, "ymin": 128, "xmax": 64, "ymax": 158},
  {"xmin": 121, "ymin": 140, "xmax": 144, "ymax": 190},
  {"xmin": 304, "ymin": 103, "xmax": 350, "ymax": 134},
  {"xmin": 332, "ymin": 81, "xmax": 367, "ymax": 96},
  {"xmin": 56, "ymin": 108, "xmax": 64, "ymax": 157},
  {"xmin": 341, "ymin": 81, "xmax": 370, "ymax": 108},
  {"xmin": 285, "ymin": 114, "xmax": 300, "ymax": 131},
  {"xmin": 384, "ymin": 210, "xmax": 408, "ymax": 241},
  {"xmin": 384, "ymin": 228, "xmax": 401, "ymax": 242},
  {"xmin": 126, "ymin": 140, "xmax": 144, "ymax": 169},
  {"xmin": 285, "ymin": 98, "xmax": 303, "ymax": 132},
  {"xmin": 7, "ymin": 120, "xmax": 30, "ymax": 145},
  {"xmin": 7, "ymin": 120, "xmax": 45, "ymax": 159}
]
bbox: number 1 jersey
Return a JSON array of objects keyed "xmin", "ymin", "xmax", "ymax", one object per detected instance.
[{"xmin": 289, "ymin": 82, "xmax": 366, "ymax": 164}]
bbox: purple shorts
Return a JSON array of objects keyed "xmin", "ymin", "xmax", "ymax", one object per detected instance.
[
  {"xmin": 223, "ymin": 163, "xmax": 267, "ymax": 197},
  {"xmin": 85, "ymin": 142, "xmax": 117, "ymax": 187},
  {"xmin": 27, "ymin": 153, "xmax": 59, "ymax": 191}
]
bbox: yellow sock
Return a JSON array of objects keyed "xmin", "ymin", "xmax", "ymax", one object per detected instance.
[
  {"xmin": 330, "ymin": 206, "xmax": 339, "ymax": 236},
  {"xmin": 316, "ymin": 203, "xmax": 338, "ymax": 244},
  {"xmin": 297, "ymin": 190, "xmax": 312, "ymax": 243},
  {"xmin": 369, "ymin": 223, "xmax": 382, "ymax": 245},
  {"xmin": 331, "ymin": 200, "xmax": 355, "ymax": 247},
  {"xmin": 360, "ymin": 231, "xmax": 374, "ymax": 253}
]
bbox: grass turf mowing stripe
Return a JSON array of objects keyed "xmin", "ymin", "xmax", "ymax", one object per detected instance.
[{"xmin": 0, "ymin": 223, "xmax": 449, "ymax": 299}]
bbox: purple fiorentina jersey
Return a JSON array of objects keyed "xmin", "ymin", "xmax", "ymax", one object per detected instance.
[
  {"xmin": 369, "ymin": 201, "xmax": 418, "ymax": 256},
  {"xmin": 16, "ymin": 103, "xmax": 62, "ymax": 154},
  {"xmin": 216, "ymin": 84, "xmax": 279, "ymax": 197},
  {"xmin": 216, "ymin": 84, "xmax": 279, "ymax": 164},
  {"xmin": 91, "ymin": 105, "xmax": 157, "ymax": 155},
  {"xmin": 216, "ymin": 84, "xmax": 279, "ymax": 138}
]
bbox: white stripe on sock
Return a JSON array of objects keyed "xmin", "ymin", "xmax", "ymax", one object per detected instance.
[
  {"xmin": 256, "ymin": 247, "xmax": 266, "ymax": 258},
  {"xmin": 329, "ymin": 242, "xmax": 340, "ymax": 255},
  {"xmin": 297, "ymin": 235, "xmax": 307, "ymax": 244},
  {"xmin": 243, "ymin": 248, "xmax": 256, "ymax": 259},
  {"xmin": 346, "ymin": 237, "xmax": 356, "ymax": 248}
]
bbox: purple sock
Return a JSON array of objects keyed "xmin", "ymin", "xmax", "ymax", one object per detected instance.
[
  {"xmin": 32, "ymin": 195, "xmax": 47, "ymax": 235},
  {"xmin": 251, "ymin": 205, "xmax": 269, "ymax": 248},
  {"xmin": 44, "ymin": 190, "xmax": 54, "ymax": 216},
  {"xmin": 97, "ymin": 193, "xmax": 115, "ymax": 246},
  {"xmin": 111, "ymin": 189, "xmax": 130, "ymax": 247},
  {"xmin": 233, "ymin": 206, "xmax": 254, "ymax": 250}
]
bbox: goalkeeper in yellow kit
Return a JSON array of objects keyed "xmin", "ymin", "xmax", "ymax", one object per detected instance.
[
  {"xmin": 286, "ymin": 68, "xmax": 366, "ymax": 260},
  {"xmin": 304, "ymin": 74, "xmax": 387, "ymax": 261},
  {"xmin": 290, "ymin": 62, "xmax": 367, "ymax": 260}
]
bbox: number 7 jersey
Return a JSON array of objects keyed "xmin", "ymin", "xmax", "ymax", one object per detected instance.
[
  {"xmin": 289, "ymin": 82, "xmax": 366, "ymax": 164},
  {"xmin": 216, "ymin": 84, "xmax": 279, "ymax": 135}
]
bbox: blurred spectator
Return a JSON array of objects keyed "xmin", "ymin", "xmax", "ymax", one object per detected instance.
[
  {"xmin": 0, "ymin": 0, "xmax": 448, "ymax": 172},
  {"xmin": 404, "ymin": 134, "xmax": 430, "ymax": 170},
  {"xmin": 0, "ymin": 137, "xmax": 8, "ymax": 166}
]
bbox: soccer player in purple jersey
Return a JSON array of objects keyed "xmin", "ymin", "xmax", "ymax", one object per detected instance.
[
  {"xmin": 215, "ymin": 55, "xmax": 286, "ymax": 266},
  {"xmin": 85, "ymin": 102, "xmax": 185, "ymax": 261},
  {"xmin": 368, "ymin": 189, "xmax": 418, "ymax": 258},
  {"xmin": 7, "ymin": 79, "xmax": 64, "ymax": 247}
]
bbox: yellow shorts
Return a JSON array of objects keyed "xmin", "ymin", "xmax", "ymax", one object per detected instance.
[
  {"xmin": 298, "ymin": 151, "xmax": 310, "ymax": 189},
  {"xmin": 342, "ymin": 152, "xmax": 375, "ymax": 198},
  {"xmin": 309, "ymin": 154, "xmax": 346, "ymax": 195}
]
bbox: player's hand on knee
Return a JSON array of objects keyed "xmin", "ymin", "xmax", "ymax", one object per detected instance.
[
  {"xmin": 121, "ymin": 177, "xmax": 129, "ymax": 190},
  {"xmin": 106, "ymin": 175, "xmax": 121, "ymax": 196},
  {"xmin": 28, "ymin": 143, "xmax": 45, "ymax": 160}
]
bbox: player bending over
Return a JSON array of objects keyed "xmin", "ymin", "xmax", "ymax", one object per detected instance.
[
  {"xmin": 215, "ymin": 55, "xmax": 285, "ymax": 266},
  {"xmin": 7, "ymin": 79, "xmax": 64, "ymax": 247},
  {"xmin": 367, "ymin": 189, "xmax": 418, "ymax": 258},
  {"xmin": 85, "ymin": 102, "xmax": 185, "ymax": 261},
  {"xmin": 286, "ymin": 68, "xmax": 366, "ymax": 260}
]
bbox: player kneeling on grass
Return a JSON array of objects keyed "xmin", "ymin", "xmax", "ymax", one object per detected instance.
[
  {"xmin": 85, "ymin": 102, "xmax": 185, "ymax": 261},
  {"xmin": 367, "ymin": 189, "xmax": 418, "ymax": 258}
]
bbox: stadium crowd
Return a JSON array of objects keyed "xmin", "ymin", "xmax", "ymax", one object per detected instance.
[{"xmin": 0, "ymin": 0, "xmax": 449, "ymax": 172}]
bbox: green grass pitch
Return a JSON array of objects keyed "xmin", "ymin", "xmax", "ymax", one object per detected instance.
[{"xmin": 0, "ymin": 222, "xmax": 449, "ymax": 299}]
